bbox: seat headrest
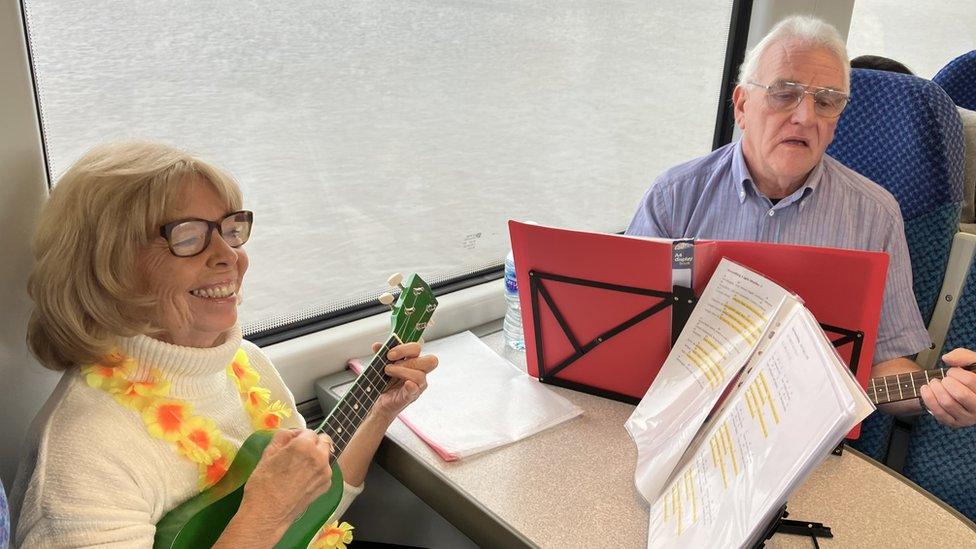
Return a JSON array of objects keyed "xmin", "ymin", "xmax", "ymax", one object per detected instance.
[
  {"xmin": 934, "ymin": 50, "xmax": 976, "ymax": 111},
  {"xmin": 827, "ymin": 68, "xmax": 964, "ymax": 220}
]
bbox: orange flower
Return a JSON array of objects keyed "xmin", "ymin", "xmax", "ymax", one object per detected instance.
[
  {"xmin": 81, "ymin": 364, "xmax": 125, "ymax": 390},
  {"xmin": 143, "ymin": 399, "xmax": 191, "ymax": 441},
  {"xmin": 252, "ymin": 400, "xmax": 292, "ymax": 431},
  {"xmin": 227, "ymin": 350, "xmax": 259, "ymax": 392},
  {"xmin": 175, "ymin": 417, "xmax": 222, "ymax": 465},
  {"xmin": 244, "ymin": 386, "xmax": 271, "ymax": 415},
  {"xmin": 81, "ymin": 352, "xmax": 136, "ymax": 390},
  {"xmin": 112, "ymin": 369, "xmax": 171, "ymax": 409},
  {"xmin": 310, "ymin": 521, "xmax": 354, "ymax": 549},
  {"xmin": 200, "ymin": 439, "xmax": 237, "ymax": 487},
  {"xmin": 83, "ymin": 347, "xmax": 293, "ymax": 492}
]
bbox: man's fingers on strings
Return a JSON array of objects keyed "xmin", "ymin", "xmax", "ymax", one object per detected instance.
[
  {"xmin": 941, "ymin": 347, "xmax": 976, "ymax": 367},
  {"xmin": 919, "ymin": 386, "xmax": 935, "ymax": 415},
  {"xmin": 924, "ymin": 397, "xmax": 956, "ymax": 427},
  {"xmin": 941, "ymin": 375, "xmax": 976, "ymax": 414},
  {"xmin": 940, "ymin": 379, "xmax": 976, "ymax": 427},
  {"xmin": 946, "ymin": 366, "xmax": 976, "ymax": 393},
  {"xmin": 928, "ymin": 380, "xmax": 963, "ymax": 427}
]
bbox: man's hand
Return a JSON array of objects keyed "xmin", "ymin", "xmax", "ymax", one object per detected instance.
[{"xmin": 921, "ymin": 348, "xmax": 976, "ymax": 428}]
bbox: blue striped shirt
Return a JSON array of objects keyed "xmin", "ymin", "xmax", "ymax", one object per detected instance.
[{"xmin": 626, "ymin": 140, "xmax": 931, "ymax": 364}]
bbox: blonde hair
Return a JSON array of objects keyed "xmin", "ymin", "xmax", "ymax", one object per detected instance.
[
  {"xmin": 738, "ymin": 15, "xmax": 850, "ymax": 91},
  {"xmin": 27, "ymin": 141, "xmax": 243, "ymax": 371}
]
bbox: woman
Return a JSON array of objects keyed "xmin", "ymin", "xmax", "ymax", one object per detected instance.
[{"xmin": 10, "ymin": 141, "xmax": 437, "ymax": 547}]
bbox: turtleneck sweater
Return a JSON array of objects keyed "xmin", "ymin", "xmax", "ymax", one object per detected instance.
[{"xmin": 10, "ymin": 326, "xmax": 361, "ymax": 548}]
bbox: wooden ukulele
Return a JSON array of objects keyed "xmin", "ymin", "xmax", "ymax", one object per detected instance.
[
  {"xmin": 867, "ymin": 363, "xmax": 976, "ymax": 405},
  {"xmin": 154, "ymin": 273, "xmax": 437, "ymax": 548}
]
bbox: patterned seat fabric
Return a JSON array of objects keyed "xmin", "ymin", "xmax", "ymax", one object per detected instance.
[
  {"xmin": 1, "ymin": 481, "xmax": 8, "ymax": 549},
  {"xmin": 826, "ymin": 69, "xmax": 964, "ymax": 469},
  {"xmin": 934, "ymin": 50, "xmax": 976, "ymax": 111},
  {"xmin": 935, "ymin": 52, "xmax": 976, "ymax": 226},
  {"xmin": 828, "ymin": 69, "xmax": 964, "ymax": 327},
  {"xmin": 906, "ymin": 259, "xmax": 976, "ymax": 520},
  {"xmin": 907, "ymin": 56, "xmax": 976, "ymax": 521}
]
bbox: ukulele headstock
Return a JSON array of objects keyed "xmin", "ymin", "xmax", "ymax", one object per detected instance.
[{"xmin": 384, "ymin": 273, "xmax": 437, "ymax": 344}]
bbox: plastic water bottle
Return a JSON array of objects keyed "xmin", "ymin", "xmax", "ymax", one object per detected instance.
[{"xmin": 503, "ymin": 250, "xmax": 525, "ymax": 351}]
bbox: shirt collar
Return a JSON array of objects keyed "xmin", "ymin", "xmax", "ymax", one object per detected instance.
[{"xmin": 731, "ymin": 139, "xmax": 826, "ymax": 206}]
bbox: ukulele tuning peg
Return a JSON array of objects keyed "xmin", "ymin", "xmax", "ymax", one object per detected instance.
[
  {"xmin": 378, "ymin": 292, "xmax": 395, "ymax": 309},
  {"xmin": 387, "ymin": 272, "xmax": 405, "ymax": 290}
]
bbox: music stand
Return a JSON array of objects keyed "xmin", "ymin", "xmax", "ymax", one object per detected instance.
[
  {"xmin": 527, "ymin": 268, "xmax": 696, "ymax": 404},
  {"xmin": 510, "ymin": 221, "xmax": 888, "ymax": 440}
]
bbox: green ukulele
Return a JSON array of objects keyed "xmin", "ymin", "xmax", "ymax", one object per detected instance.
[{"xmin": 154, "ymin": 273, "xmax": 437, "ymax": 548}]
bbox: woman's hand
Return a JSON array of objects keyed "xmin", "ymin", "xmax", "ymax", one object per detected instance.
[
  {"xmin": 330, "ymin": 342, "xmax": 438, "ymax": 490},
  {"xmin": 230, "ymin": 429, "xmax": 335, "ymax": 541},
  {"xmin": 371, "ymin": 341, "xmax": 438, "ymax": 421}
]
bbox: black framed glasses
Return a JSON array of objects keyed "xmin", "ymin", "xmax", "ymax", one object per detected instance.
[
  {"xmin": 746, "ymin": 80, "xmax": 850, "ymax": 118},
  {"xmin": 159, "ymin": 210, "xmax": 253, "ymax": 257}
]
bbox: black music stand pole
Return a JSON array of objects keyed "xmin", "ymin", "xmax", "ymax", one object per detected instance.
[{"xmin": 752, "ymin": 504, "xmax": 833, "ymax": 548}]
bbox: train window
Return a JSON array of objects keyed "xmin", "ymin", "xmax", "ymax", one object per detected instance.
[
  {"xmin": 848, "ymin": 1, "xmax": 976, "ymax": 78},
  {"xmin": 22, "ymin": 1, "xmax": 735, "ymax": 337}
]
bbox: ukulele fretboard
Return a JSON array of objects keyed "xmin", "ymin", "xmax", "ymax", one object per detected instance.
[
  {"xmin": 315, "ymin": 334, "xmax": 401, "ymax": 462},
  {"xmin": 868, "ymin": 368, "xmax": 945, "ymax": 404}
]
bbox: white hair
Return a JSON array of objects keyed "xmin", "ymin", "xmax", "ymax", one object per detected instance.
[{"xmin": 738, "ymin": 15, "xmax": 850, "ymax": 91}]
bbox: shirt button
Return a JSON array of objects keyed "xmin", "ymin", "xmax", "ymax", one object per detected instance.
[{"xmin": 768, "ymin": 210, "xmax": 775, "ymax": 217}]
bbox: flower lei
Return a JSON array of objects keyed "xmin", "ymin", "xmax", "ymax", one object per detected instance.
[
  {"xmin": 81, "ymin": 348, "xmax": 292, "ymax": 488},
  {"xmin": 310, "ymin": 521, "xmax": 354, "ymax": 549},
  {"xmin": 82, "ymin": 348, "xmax": 355, "ymax": 548}
]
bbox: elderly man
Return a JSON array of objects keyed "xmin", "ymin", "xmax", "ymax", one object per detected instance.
[{"xmin": 626, "ymin": 15, "xmax": 976, "ymax": 428}]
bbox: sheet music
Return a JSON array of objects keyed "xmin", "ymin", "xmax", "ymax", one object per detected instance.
[
  {"xmin": 349, "ymin": 331, "xmax": 583, "ymax": 460},
  {"xmin": 625, "ymin": 260, "xmax": 792, "ymax": 503},
  {"xmin": 643, "ymin": 296, "xmax": 873, "ymax": 548}
]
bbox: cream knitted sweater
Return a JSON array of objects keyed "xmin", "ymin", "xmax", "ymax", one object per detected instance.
[{"xmin": 10, "ymin": 326, "xmax": 361, "ymax": 548}]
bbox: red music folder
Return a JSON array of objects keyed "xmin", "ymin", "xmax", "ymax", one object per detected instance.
[{"xmin": 509, "ymin": 221, "xmax": 889, "ymax": 439}]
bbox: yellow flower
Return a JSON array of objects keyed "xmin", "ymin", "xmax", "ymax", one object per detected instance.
[
  {"xmin": 81, "ymin": 347, "xmax": 294, "ymax": 490},
  {"xmin": 243, "ymin": 386, "xmax": 271, "ymax": 415},
  {"xmin": 227, "ymin": 350, "xmax": 259, "ymax": 392},
  {"xmin": 114, "ymin": 371, "xmax": 171, "ymax": 410},
  {"xmin": 81, "ymin": 364, "xmax": 126, "ymax": 391},
  {"xmin": 310, "ymin": 521, "xmax": 354, "ymax": 549},
  {"xmin": 199, "ymin": 439, "xmax": 237, "ymax": 488},
  {"xmin": 81, "ymin": 351, "xmax": 141, "ymax": 392},
  {"xmin": 175, "ymin": 416, "xmax": 222, "ymax": 465},
  {"xmin": 143, "ymin": 399, "xmax": 192, "ymax": 442},
  {"xmin": 252, "ymin": 400, "xmax": 292, "ymax": 430}
]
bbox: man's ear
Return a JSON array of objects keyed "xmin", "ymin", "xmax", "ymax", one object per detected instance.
[{"xmin": 732, "ymin": 85, "xmax": 747, "ymax": 129}]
